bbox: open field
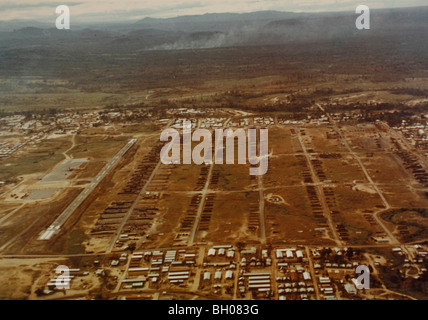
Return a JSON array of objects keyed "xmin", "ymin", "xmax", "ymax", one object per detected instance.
[
  {"xmin": 69, "ymin": 135, "xmax": 130, "ymax": 160},
  {"xmin": 381, "ymin": 209, "xmax": 428, "ymax": 243},
  {"xmin": 2, "ymin": 115, "xmax": 426, "ymax": 251},
  {"xmin": 0, "ymin": 136, "xmax": 71, "ymax": 182},
  {"xmin": 1, "ymin": 96, "xmax": 428, "ymax": 301}
]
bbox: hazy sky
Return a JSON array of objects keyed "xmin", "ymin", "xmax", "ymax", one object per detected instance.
[{"xmin": 1, "ymin": 0, "xmax": 427, "ymax": 22}]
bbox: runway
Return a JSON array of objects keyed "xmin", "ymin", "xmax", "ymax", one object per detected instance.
[{"xmin": 38, "ymin": 139, "xmax": 137, "ymax": 240}]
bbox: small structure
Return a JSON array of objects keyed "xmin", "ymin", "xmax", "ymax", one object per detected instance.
[
  {"xmin": 303, "ymin": 272, "xmax": 312, "ymax": 281},
  {"xmin": 344, "ymin": 283, "xmax": 357, "ymax": 295}
]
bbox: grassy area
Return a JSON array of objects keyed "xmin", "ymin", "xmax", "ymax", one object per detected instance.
[
  {"xmin": 69, "ymin": 135, "xmax": 129, "ymax": 160},
  {"xmin": 381, "ymin": 209, "xmax": 428, "ymax": 243},
  {"xmin": 0, "ymin": 90, "xmax": 131, "ymax": 112},
  {"xmin": 0, "ymin": 137, "xmax": 70, "ymax": 181},
  {"xmin": 64, "ymin": 229, "xmax": 89, "ymax": 255}
]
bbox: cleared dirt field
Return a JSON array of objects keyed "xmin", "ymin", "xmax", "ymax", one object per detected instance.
[
  {"xmin": 361, "ymin": 153, "xmax": 413, "ymax": 184},
  {"xmin": 264, "ymin": 155, "xmax": 306, "ymax": 187},
  {"xmin": 268, "ymin": 127, "xmax": 300, "ymax": 155},
  {"xmin": 320, "ymin": 155, "xmax": 368, "ymax": 183},
  {"xmin": 194, "ymin": 192, "xmax": 260, "ymax": 244},
  {"xmin": 380, "ymin": 185, "xmax": 428, "ymax": 208},
  {"xmin": 264, "ymin": 186, "xmax": 333, "ymax": 245},
  {"xmin": 344, "ymin": 125, "xmax": 396, "ymax": 153},
  {"xmin": 140, "ymin": 192, "xmax": 195, "ymax": 249},
  {"xmin": 67, "ymin": 161, "xmax": 107, "ymax": 180},
  {"xmin": 0, "ymin": 258, "xmax": 64, "ymax": 299},
  {"xmin": 334, "ymin": 185, "xmax": 384, "ymax": 213},
  {"xmin": 303, "ymin": 127, "xmax": 349, "ymax": 154},
  {"xmin": 209, "ymin": 164, "xmax": 255, "ymax": 191},
  {"xmin": 153, "ymin": 165, "xmax": 201, "ymax": 192}
]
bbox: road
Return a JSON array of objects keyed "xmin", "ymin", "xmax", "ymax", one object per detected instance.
[
  {"xmin": 335, "ymin": 126, "xmax": 400, "ymax": 244},
  {"xmin": 257, "ymin": 175, "xmax": 266, "ymax": 244},
  {"xmin": 305, "ymin": 246, "xmax": 321, "ymax": 299},
  {"xmin": 2, "ymin": 242, "xmax": 424, "ymax": 259},
  {"xmin": 62, "ymin": 130, "xmax": 78, "ymax": 160},
  {"xmin": 380, "ymin": 121, "xmax": 428, "ymax": 168},
  {"xmin": 38, "ymin": 139, "xmax": 137, "ymax": 241},
  {"xmin": 107, "ymin": 158, "xmax": 163, "ymax": 253},
  {"xmin": 317, "ymin": 103, "xmax": 400, "ymax": 245},
  {"xmin": 296, "ymin": 127, "xmax": 341, "ymax": 245},
  {"xmin": 188, "ymin": 118, "xmax": 234, "ymax": 245},
  {"xmin": 188, "ymin": 163, "xmax": 214, "ymax": 245},
  {"xmin": 0, "ymin": 203, "xmax": 25, "ymax": 227}
]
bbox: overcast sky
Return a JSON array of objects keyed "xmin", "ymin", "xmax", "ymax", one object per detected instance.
[{"xmin": 1, "ymin": 0, "xmax": 427, "ymax": 22}]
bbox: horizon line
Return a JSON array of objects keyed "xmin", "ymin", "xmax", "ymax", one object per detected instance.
[{"xmin": 0, "ymin": 4, "xmax": 427, "ymax": 24}]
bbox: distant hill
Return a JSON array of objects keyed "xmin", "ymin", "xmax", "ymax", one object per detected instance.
[
  {"xmin": 0, "ymin": 7, "xmax": 426, "ymax": 99},
  {"xmin": 0, "ymin": 20, "xmax": 51, "ymax": 32},
  {"xmin": 0, "ymin": 6, "xmax": 426, "ymax": 52},
  {"xmin": 131, "ymin": 11, "xmax": 301, "ymax": 33}
]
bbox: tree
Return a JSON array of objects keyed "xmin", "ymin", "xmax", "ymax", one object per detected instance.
[
  {"xmin": 236, "ymin": 242, "xmax": 245, "ymax": 251},
  {"xmin": 127, "ymin": 242, "xmax": 136, "ymax": 252},
  {"xmin": 35, "ymin": 288, "xmax": 45, "ymax": 296}
]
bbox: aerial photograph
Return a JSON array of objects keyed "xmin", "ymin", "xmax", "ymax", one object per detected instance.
[{"xmin": 0, "ymin": 0, "xmax": 427, "ymax": 306}]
